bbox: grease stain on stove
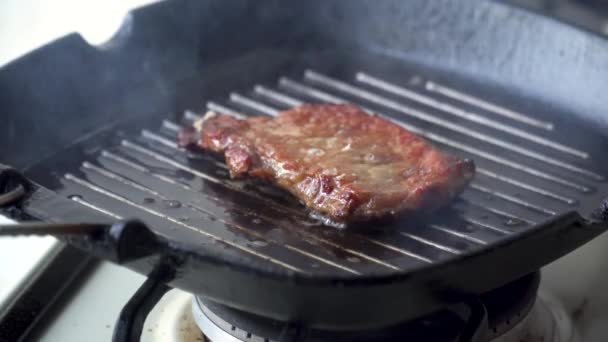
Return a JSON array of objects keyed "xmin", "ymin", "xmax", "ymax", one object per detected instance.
[{"xmin": 571, "ymin": 298, "xmax": 589, "ymax": 322}]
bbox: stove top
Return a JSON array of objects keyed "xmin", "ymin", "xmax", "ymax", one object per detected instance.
[
  {"xmin": 189, "ymin": 292, "xmax": 577, "ymax": 342},
  {"xmin": 132, "ymin": 277, "xmax": 577, "ymax": 342},
  {"xmin": 185, "ymin": 273, "xmax": 550, "ymax": 342},
  {"xmin": 20, "ymin": 261, "xmax": 584, "ymax": 342}
]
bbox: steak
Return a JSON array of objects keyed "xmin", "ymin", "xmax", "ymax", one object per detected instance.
[{"xmin": 178, "ymin": 104, "xmax": 475, "ymax": 223}]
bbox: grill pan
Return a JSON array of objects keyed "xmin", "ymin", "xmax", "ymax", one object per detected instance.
[{"xmin": 1, "ymin": 0, "xmax": 608, "ymax": 331}]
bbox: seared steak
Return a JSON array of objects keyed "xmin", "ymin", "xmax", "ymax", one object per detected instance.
[{"xmin": 179, "ymin": 104, "xmax": 475, "ymax": 223}]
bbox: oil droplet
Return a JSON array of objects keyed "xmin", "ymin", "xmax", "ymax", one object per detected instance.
[
  {"xmin": 409, "ymin": 76, "xmax": 422, "ymax": 86},
  {"xmin": 251, "ymin": 240, "xmax": 268, "ymax": 247},
  {"xmin": 143, "ymin": 197, "xmax": 155, "ymax": 204},
  {"xmin": 163, "ymin": 199, "xmax": 182, "ymax": 208},
  {"xmin": 463, "ymin": 225, "xmax": 475, "ymax": 232},
  {"xmin": 69, "ymin": 195, "xmax": 83, "ymax": 200},
  {"xmin": 347, "ymin": 256, "xmax": 361, "ymax": 263},
  {"xmin": 504, "ymin": 218, "xmax": 525, "ymax": 227},
  {"xmin": 252, "ymin": 218, "xmax": 262, "ymax": 225},
  {"xmin": 178, "ymin": 217, "xmax": 190, "ymax": 222}
]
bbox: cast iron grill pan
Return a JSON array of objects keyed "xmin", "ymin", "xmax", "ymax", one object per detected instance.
[
  {"xmin": 39, "ymin": 59, "xmax": 608, "ymax": 328},
  {"xmin": 2, "ymin": 0, "xmax": 608, "ymax": 331},
  {"xmin": 10, "ymin": 56, "xmax": 608, "ymax": 330},
  {"xmin": 54, "ymin": 64, "xmax": 608, "ymax": 276}
]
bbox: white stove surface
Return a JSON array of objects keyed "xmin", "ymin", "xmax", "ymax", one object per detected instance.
[
  {"xmin": 0, "ymin": 0, "xmax": 158, "ymax": 67},
  {"xmin": 27, "ymin": 245, "xmax": 608, "ymax": 342},
  {"xmin": 33, "ymin": 262, "xmax": 146, "ymax": 342},
  {"xmin": 0, "ymin": 216, "xmax": 58, "ymax": 312}
]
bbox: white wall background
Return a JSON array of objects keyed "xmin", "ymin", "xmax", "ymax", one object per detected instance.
[
  {"xmin": 0, "ymin": 0, "xmax": 158, "ymax": 66},
  {"xmin": 0, "ymin": 0, "xmax": 158, "ymax": 313}
]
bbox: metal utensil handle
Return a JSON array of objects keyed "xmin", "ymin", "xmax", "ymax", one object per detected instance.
[
  {"xmin": 0, "ymin": 222, "xmax": 109, "ymax": 236},
  {"xmin": 0, "ymin": 219, "xmax": 165, "ymax": 265}
]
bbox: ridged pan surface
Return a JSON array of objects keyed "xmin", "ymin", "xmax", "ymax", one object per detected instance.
[{"xmin": 53, "ymin": 50, "xmax": 608, "ymax": 278}]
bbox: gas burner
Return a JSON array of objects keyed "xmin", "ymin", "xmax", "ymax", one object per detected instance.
[
  {"xmin": 192, "ymin": 299, "xmax": 463, "ymax": 342},
  {"xmin": 181, "ymin": 273, "xmax": 577, "ymax": 342}
]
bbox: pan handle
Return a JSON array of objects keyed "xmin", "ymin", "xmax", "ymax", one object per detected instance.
[
  {"xmin": 0, "ymin": 166, "xmax": 30, "ymax": 207},
  {"xmin": 0, "ymin": 165, "xmax": 173, "ymax": 265}
]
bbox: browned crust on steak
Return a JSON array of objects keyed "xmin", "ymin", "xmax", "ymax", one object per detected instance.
[{"xmin": 179, "ymin": 104, "xmax": 475, "ymax": 223}]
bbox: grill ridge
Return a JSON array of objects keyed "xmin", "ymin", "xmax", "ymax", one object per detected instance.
[
  {"xmin": 272, "ymin": 77, "xmax": 593, "ymax": 192},
  {"xmin": 60, "ymin": 69, "xmax": 603, "ymax": 277},
  {"xmin": 355, "ymin": 72, "xmax": 587, "ymax": 159}
]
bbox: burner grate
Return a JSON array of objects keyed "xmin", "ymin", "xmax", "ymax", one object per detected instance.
[{"xmin": 190, "ymin": 273, "xmax": 540, "ymax": 342}]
